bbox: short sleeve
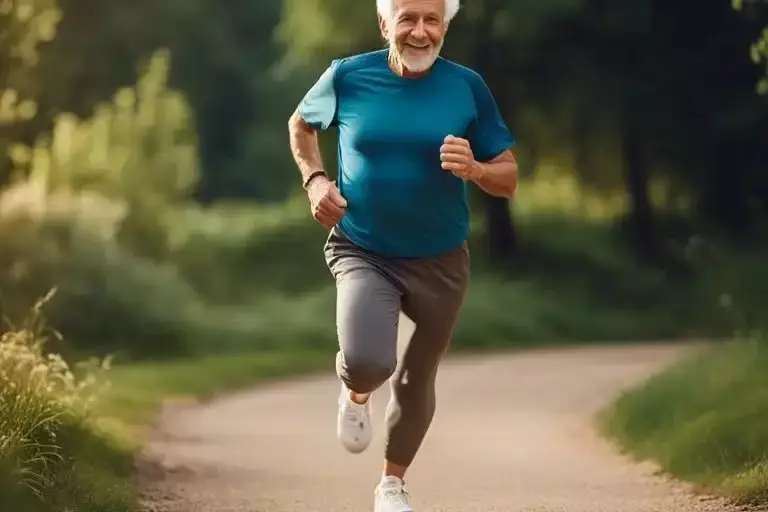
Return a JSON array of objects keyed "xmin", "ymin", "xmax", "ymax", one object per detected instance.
[
  {"xmin": 467, "ymin": 75, "xmax": 516, "ymax": 162},
  {"xmin": 297, "ymin": 60, "xmax": 341, "ymax": 131}
]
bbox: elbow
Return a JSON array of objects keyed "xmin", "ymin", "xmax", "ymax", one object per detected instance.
[
  {"xmin": 484, "ymin": 180, "xmax": 517, "ymax": 199},
  {"xmin": 506, "ymin": 171, "xmax": 518, "ymax": 198},
  {"xmin": 288, "ymin": 109, "xmax": 314, "ymax": 137},
  {"xmin": 288, "ymin": 110, "xmax": 301, "ymax": 132},
  {"xmin": 496, "ymin": 183, "xmax": 517, "ymax": 199},
  {"xmin": 498, "ymin": 166, "xmax": 518, "ymax": 198}
]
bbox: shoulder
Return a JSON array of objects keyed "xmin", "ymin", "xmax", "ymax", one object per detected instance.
[
  {"xmin": 330, "ymin": 50, "xmax": 388, "ymax": 82},
  {"xmin": 435, "ymin": 58, "xmax": 494, "ymax": 99},
  {"xmin": 435, "ymin": 58, "xmax": 487, "ymax": 86}
]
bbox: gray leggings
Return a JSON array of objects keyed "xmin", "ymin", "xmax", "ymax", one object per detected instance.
[{"xmin": 324, "ymin": 227, "xmax": 469, "ymax": 467}]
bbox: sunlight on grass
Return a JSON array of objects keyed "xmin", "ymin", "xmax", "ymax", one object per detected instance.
[
  {"xmin": 0, "ymin": 295, "xmax": 129, "ymax": 511},
  {"xmin": 599, "ymin": 337, "xmax": 768, "ymax": 505}
]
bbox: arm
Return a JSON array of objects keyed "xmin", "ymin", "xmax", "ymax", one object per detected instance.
[
  {"xmin": 288, "ymin": 59, "xmax": 340, "ymax": 189},
  {"xmin": 288, "ymin": 60, "xmax": 347, "ymax": 228},
  {"xmin": 471, "ymin": 149, "xmax": 518, "ymax": 198},
  {"xmin": 463, "ymin": 72, "xmax": 518, "ymax": 198},
  {"xmin": 288, "ymin": 109, "xmax": 328, "ymax": 188}
]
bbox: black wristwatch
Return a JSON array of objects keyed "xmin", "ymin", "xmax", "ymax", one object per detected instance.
[{"xmin": 303, "ymin": 170, "xmax": 327, "ymax": 190}]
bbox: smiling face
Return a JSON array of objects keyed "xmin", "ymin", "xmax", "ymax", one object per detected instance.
[{"xmin": 380, "ymin": 0, "xmax": 447, "ymax": 76}]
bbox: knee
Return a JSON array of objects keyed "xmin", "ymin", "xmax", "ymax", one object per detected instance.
[{"xmin": 338, "ymin": 353, "xmax": 396, "ymax": 393}]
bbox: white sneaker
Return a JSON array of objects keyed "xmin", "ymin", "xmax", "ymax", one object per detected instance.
[
  {"xmin": 336, "ymin": 384, "xmax": 372, "ymax": 453},
  {"xmin": 374, "ymin": 476, "xmax": 413, "ymax": 512}
]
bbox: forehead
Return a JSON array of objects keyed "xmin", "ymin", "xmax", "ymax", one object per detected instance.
[{"xmin": 393, "ymin": 0, "xmax": 445, "ymax": 17}]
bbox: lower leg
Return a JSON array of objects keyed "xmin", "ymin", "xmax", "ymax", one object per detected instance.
[
  {"xmin": 383, "ymin": 460, "xmax": 407, "ymax": 480},
  {"xmin": 383, "ymin": 368, "xmax": 438, "ymax": 473},
  {"xmin": 381, "ymin": 310, "xmax": 462, "ymax": 478}
]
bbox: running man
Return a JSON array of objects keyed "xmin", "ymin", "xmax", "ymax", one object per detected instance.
[{"xmin": 288, "ymin": 0, "xmax": 518, "ymax": 510}]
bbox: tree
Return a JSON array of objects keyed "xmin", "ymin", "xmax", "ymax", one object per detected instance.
[
  {"xmin": 517, "ymin": 0, "xmax": 768, "ymax": 252},
  {"xmin": 467, "ymin": 0, "xmax": 519, "ymax": 260},
  {"xmin": 733, "ymin": 0, "xmax": 768, "ymax": 94},
  {"xmin": 0, "ymin": 0, "xmax": 62, "ymax": 185}
]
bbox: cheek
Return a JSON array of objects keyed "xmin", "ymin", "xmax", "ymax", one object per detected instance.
[
  {"xmin": 394, "ymin": 30, "xmax": 410, "ymax": 45},
  {"xmin": 427, "ymin": 27, "xmax": 444, "ymax": 46}
]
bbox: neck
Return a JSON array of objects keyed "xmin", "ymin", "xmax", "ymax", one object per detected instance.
[{"xmin": 387, "ymin": 49, "xmax": 431, "ymax": 78}]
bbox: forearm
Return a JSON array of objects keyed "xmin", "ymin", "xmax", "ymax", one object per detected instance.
[
  {"xmin": 288, "ymin": 110, "xmax": 326, "ymax": 183},
  {"xmin": 471, "ymin": 151, "xmax": 518, "ymax": 198}
]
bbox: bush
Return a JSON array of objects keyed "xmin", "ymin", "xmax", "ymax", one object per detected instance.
[
  {"xmin": 0, "ymin": 49, "xmax": 204, "ymax": 360},
  {"xmin": 0, "ymin": 182, "xmax": 200, "ymax": 360},
  {"xmin": 0, "ymin": 301, "xmax": 132, "ymax": 511},
  {"xmin": 9, "ymin": 49, "xmax": 199, "ymax": 262}
]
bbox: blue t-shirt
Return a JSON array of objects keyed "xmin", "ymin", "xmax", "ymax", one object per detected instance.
[{"xmin": 298, "ymin": 49, "xmax": 515, "ymax": 258}]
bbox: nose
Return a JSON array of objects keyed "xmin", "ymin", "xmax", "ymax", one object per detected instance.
[{"xmin": 411, "ymin": 19, "xmax": 426, "ymax": 38}]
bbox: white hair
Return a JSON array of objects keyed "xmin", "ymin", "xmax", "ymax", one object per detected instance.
[{"xmin": 376, "ymin": 0, "xmax": 461, "ymax": 22}]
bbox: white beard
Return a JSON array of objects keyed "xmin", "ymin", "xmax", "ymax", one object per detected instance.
[{"xmin": 390, "ymin": 37, "xmax": 443, "ymax": 73}]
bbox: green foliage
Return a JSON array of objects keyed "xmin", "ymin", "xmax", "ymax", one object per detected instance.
[
  {"xmin": 11, "ymin": 49, "xmax": 199, "ymax": 260},
  {"xmin": 600, "ymin": 337, "xmax": 768, "ymax": 504},
  {"xmin": 0, "ymin": 0, "xmax": 62, "ymax": 188},
  {"xmin": 0, "ymin": 0, "xmax": 61, "ymax": 113},
  {"xmin": 0, "ymin": 0, "xmax": 61, "ymax": 67},
  {"xmin": 0, "ymin": 50, "xmax": 203, "ymax": 359},
  {"xmin": 162, "ymin": 192, "xmax": 766, "ymax": 355},
  {"xmin": 0, "ymin": 303, "xmax": 132, "ymax": 511},
  {"xmin": 734, "ymin": 0, "xmax": 768, "ymax": 94},
  {"xmin": 0, "ymin": 210, "xmax": 200, "ymax": 359}
]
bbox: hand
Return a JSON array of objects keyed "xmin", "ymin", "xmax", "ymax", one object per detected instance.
[
  {"xmin": 307, "ymin": 176, "xmax": 347, "ymax": 228},
  {"xmin": 440, "ymin": 135, "xmax": 483, "ymax": 180}
]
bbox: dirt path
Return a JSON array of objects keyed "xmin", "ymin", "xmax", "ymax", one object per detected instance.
[{"xmin": 138, "ymin": 341, "xmax": 741, "ymax": 512}]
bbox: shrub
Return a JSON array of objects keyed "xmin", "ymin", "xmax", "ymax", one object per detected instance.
[
  {"xmin": 0, "ymin": 180, "xmax": 200, "ymax": 360},
  {"xmin": 0, "ymin": 297, "xmax": 117, "ymax": 509},
  {"xmin": 0, "ymin": 49, "xmax": 203, "ymax": 360},
  {"xmin": 9, "ymin": 49, "xmax": 199, "ymax": 261}
]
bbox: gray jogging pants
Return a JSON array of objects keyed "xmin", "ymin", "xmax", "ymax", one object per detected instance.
[{"xmin": 323, "ymin": 226, "xmax": 469, "ymax": 467}]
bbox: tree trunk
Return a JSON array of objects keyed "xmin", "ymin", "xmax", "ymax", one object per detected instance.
[
  {"xmin": 620, "ymin": 108, "xmax": 657, "ymax": 262},
  {"xmin": 472, "ymin": 0, "xmax": 518, "ymax": 262},
  {"xmin": 484, "ymin": 195, "xmax": 517, "ymax": 258}
]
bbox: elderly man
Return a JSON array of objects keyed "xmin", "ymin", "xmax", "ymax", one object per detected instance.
[{"xmin": 288, "ymin": 0, "xmax": 517, "ymax": 510}]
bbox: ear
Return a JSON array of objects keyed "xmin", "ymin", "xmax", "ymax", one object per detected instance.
[{"xmin": 378, "ymin": 14, "xmax": 388, "ymax": 40}]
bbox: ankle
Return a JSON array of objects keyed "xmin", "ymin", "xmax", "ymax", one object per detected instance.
[
  {"xmin": 383, "ymin": 461, "xmax": 407, "ymax": 481},
  {"xmin": 349, "ymin": 391, "xmax": 370, "ymax": 405}
]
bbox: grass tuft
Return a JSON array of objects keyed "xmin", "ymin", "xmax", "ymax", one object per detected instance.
[
  {"xmin": 598, "ymin": 336, "xmax": 768, "ymax": 504},
  {"xmin": 0, "ymin": 293, "xmax": 131, "ymax": 511}
]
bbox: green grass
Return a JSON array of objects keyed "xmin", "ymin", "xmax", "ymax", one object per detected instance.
[
  {"xmin": 5, "ymin": 189, "xmax": 768, "ymax": 511},
  {"xmin": 99, "ymin": 348, "xmax": 332, "ymax": 430},
  {"xmin": 598, "ymin": 337, "xmax": 768, "ymax": 505},
  {"xmin": 1, "ymin": 339, "xmax": 332, "ymax": 512}
]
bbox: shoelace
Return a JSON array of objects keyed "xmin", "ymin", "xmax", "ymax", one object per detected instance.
[
  {"xmin": 343, "ymin": 402, "xmax": 367, "ymax": 425},
  {"xmin": 381, "ymin": 484, "xmax": 411, "ymax": 509}
]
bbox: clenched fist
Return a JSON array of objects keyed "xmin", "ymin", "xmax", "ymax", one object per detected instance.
[
  {"xmin": 307, "ymin": 176, "xmax": 347, "ymax": 228},
  {"xmin": 440, "ymin": 135, "xmax": 483, "ymax": 180}
]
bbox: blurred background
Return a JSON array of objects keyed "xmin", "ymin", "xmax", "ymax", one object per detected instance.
[
  {"xmin": 0, "ymin": 0, "xmax": 767, "ymax": 510},
  {"xmin": 2, "ymin": 0, "xmax": 767, "ymax": 362}
]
